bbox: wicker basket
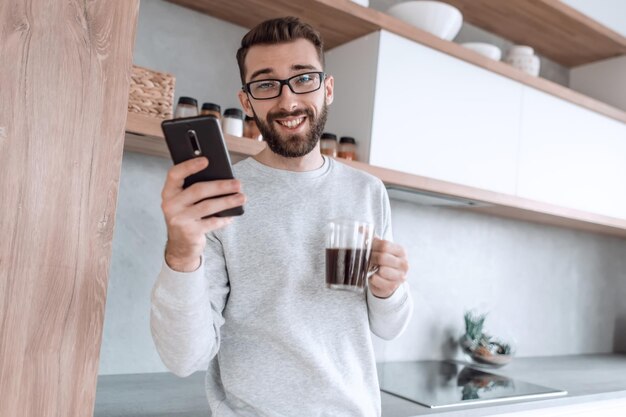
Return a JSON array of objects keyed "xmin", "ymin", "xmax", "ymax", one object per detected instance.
[{"xmin": 128, "ymin": 65, "xmax": 175, "ymax": 119}]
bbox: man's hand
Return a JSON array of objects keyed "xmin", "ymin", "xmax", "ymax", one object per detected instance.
[
  {"xmin": 161, "ymin": 157, "xmax": 246, "ymax": 272},
  {"xmin": 368, "ymin": 238, "xmax": 409, "ymax": 299}
]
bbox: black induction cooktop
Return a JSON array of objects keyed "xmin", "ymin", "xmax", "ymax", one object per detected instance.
[{"xmin": 378, "ymin": 360, "xmax": 567, "ymax": 409}]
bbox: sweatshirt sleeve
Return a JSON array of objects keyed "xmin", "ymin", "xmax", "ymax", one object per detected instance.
[
  {"xmin": 150, "ymin": 233, "xmax": 229, "ymax": 377},
  {"xmin": 367, "ymin": 283, "xmax": 413, "ymax": 340},
  {"xmin": 366, "ymin": 184, "xmax": 413, "ymax": 340}
]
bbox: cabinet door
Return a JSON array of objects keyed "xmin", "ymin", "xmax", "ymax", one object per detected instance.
[
  {"xmin": 368, "ymin": 31, "xmax": 523, "ymax": 195},
  {"xmin": 517, "ymin": 87, "xmax": 626, "ymax": 219}
]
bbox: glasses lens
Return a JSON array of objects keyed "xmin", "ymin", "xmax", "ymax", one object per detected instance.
[
  {"xmin": 288, "ymin": 72, "xmax": 322, "ymax": 94},
  {"xmin": 249, "ymin": 80, "xmax": 281, "ymax": 99}
]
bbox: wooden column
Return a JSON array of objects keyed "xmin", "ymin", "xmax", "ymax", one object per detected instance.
[{"xmin": 0, "ymin": 1, "xmax": 139, "ymax": 416}]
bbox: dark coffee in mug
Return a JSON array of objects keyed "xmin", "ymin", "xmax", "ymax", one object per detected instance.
[
  {"xmin": 326, "ymin": 219, "xmax": 375, "ymax": 293},
  {"xmin": 325, "ymin": 248, "xmax": 369, "ymax": 290}
]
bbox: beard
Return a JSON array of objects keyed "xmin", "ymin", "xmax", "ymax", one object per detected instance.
[{"xmin": 253, "ymin": 102, "xmax": 328, "ymax": 158}]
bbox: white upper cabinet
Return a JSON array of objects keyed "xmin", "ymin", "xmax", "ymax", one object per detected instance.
[
  {"xmin": 370, "ymin": 31, "xmax": 522, "ymax": 195},
  {"xmin": 326, "ymin": 30, "xmax": 626, "ymax": 219},
  {"xmin": 327, "ymin": 31, "xmax": 523, "ymax": 195},
  {"xmin": 517, "ymin": 87, "xmax": 626, "ymax": 219}
]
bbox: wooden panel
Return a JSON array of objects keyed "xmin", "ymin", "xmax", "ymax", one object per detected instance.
[
  {"xmin": 124, "ymin": 113, "xmax": 626, "ymax": 238},
  {"xmin": 444, "ymin": 0, "xmax": 626, "ymax": 67},
  {"xmin": 166, "ymin": 0, "xmax": 626, "ymax": 125},
  {"xmin": 0, "ymin": 1, "xmax": 139, "ymax": 416}
]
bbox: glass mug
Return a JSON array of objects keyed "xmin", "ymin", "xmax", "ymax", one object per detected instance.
[{"xmin": 325, "ymin": 219, "xmax": 378, "ymax": 293}]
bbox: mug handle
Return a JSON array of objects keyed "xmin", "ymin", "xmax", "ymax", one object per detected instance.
[
  {"xmin": 366, "ymin": 232, "xmax": 379, "ymax": 279},
  {"xmin": 367, "ymin": 264, "xmax": 379, "ymax": 279}
]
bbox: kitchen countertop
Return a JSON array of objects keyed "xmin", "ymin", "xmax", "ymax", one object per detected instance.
[{"xmin": 95, "ymin": 354, "xmax": 626, "ymax": 417}]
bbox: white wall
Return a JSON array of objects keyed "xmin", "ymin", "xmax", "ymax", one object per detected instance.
[
  {"xmin": 570, "ymin": 56, "xmax": 626, "ymax": 111},
  {"xmin": 132, "ymin": 0, "xmax": 248, "ymax": 113}
]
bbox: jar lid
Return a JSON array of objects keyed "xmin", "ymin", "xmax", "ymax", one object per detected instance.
[
  {"xmin": 202, "ymin": 102, "xmax": 221, "ymax": 112},
  {"xmin": 321, "ymin": 132, "xmax": 337, "ymax": 141},
  {"xmin": 224, "ymin": 108, "xmax": 244, "ymax": 119},
  {"xmin": 340, "ymin": 136, "xmax": 356, "ymax": 144},
  {"xmin": 178, "ymin": 96, "xmax": 198, "ymax": 106},
  {"xmin": 508, "ymin": 45, "xmax": 534, "ymax": 56}
]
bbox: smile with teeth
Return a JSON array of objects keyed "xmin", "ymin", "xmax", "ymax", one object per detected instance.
[{"xmin": 278, "ymin": 117, "xmax": 305, "ymax": 129}]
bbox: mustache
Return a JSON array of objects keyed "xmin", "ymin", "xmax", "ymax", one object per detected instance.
[{"xmin": 267, "ymin": 108, "xmax": 313, "ymax": 123}]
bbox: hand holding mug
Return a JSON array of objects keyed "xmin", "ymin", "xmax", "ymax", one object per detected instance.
[{"xmin": 368, "ymin": 238, "xmax": 409, "ymax": 299}]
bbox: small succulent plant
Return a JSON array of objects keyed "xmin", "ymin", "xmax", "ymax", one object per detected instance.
[
  {"xmin": 460, "ymin": 310, "xmax": 514, "ymax": 366},
  {"xmin": 463, "ymin": 311, "xmax": 487, "ymax": 343}
]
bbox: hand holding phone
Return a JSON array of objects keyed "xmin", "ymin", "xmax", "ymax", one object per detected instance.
[
  {"xmin": 160, "ymin": 116, "xmax": 246, "ymax": 271},
  {"xmin": 162, "ymin": 115, "xmax": 244, "ymax": 218}
]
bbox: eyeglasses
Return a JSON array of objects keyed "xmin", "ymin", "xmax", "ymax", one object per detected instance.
[{"xmin": 243, "ymin": 71, "xmax": 326, "ymax": 100}]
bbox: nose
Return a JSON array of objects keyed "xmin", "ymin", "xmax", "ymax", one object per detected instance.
[{"xmin": 276, "ymin": 83, "xmax": 298, "ymax": 111}]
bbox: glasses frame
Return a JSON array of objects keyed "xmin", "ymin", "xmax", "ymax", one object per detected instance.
[{"xmin": 242, "ymin": 71, "xmax": 326, "ymax": 100}]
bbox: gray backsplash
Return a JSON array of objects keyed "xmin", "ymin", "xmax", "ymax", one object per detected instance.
[
  {"xmin": 100, "ymin": 152, "xmax": 626, "ymax": 375},
  {"xmin": 98, "ymin": 0, "xmax": 623, "ymax": 375}
]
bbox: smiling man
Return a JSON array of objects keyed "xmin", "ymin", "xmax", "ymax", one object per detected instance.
[{"xmin": 151, "ymin": 17, "xmax": 413, "ymax": 417}]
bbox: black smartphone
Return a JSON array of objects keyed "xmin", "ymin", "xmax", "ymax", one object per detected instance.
[{"xmin": 161, "ymin": 115, "xmax": 244, "ymax": 217}]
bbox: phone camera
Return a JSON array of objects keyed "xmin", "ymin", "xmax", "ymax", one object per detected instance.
[{"xmin": 187, "ymin": 129, "xmax": 202, "ymax": 156}]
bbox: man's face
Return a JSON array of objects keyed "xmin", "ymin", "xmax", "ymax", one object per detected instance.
[{"xmin": 238, "ymin": 39, "xmax": 334, "ymax": 158}]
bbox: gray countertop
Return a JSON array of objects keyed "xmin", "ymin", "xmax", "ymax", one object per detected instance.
[
  {"xmin": 381, "ymin": 353, "xmax": 626, "ymax": 416},
  {"xmin": 95, "ymin": 353, "xmax": 626, "ymax": 417}
]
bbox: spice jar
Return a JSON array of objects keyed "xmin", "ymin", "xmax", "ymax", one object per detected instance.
[
  {"xmin": 244, "ymin": 116, "xmax": 263, "ymax": 141},
  {"xmin": 320, "ymin": 132, "xmax": 338, "ymax": 157},
  {"xmin": 201, "ymin": 102, "xmax": 221, "ymax": 119},
  {"xmin": 174, "ymin": 96, "xmax": 199, "ymax": 118},
  {"xmin": 222, "ymin": 108, "xmax": 244, "ymax": 137},
  {"xmin": 338, "ymin": 136, "xmax": 357, "ymax": 160}
]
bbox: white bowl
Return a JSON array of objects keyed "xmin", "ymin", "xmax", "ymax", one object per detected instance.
[
  {"xmin": 387, "ymin": 1, "xmax": 463, "ymax": 41},
  {"xmin": 350, "ymin": 0, "xmax": 369, "ymax": 7},
  {"xmin": 462, "ymin": 42, "xmax": 502, "ymax": 61}
]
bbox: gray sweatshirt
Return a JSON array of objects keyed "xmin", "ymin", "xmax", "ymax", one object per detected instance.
[{"xmin": 151, "ymin": 156, "xmax": 413, "ymax": 417}]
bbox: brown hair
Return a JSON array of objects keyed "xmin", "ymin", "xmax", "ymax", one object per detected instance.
[{"xmin": 236, "ymin": 16, "xmax": 325, "ymax": 84}]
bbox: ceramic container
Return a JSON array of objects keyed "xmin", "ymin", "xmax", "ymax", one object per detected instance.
[
  {"xmin": 387, "ymin": 1, "xmax": 463, "ymax": 41},
  {"xmin": 504, "ymin": 45, "xmax": 540, "ymax": 76}
]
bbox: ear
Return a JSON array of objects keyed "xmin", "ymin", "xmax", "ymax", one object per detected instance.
[
  {"xmin": 238, "ymin": 90, "xmax": 255, "ymax": 117},
  {"xmin": 324, "ymin": 74, "xmax": 334, "ymax": 106}
]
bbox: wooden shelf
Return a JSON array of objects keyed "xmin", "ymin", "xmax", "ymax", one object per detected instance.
[
  {"xmin": 124, "ymin": 112, "xmax": 626, "ymax": 238},
  {"xmin": 166, "ymin": 0, "xmax": 626, "ymax": 125},
  {"xmin": 168, "ymin": 0, "xmax": 626, "ymax": 67},
  {"xmin": 125, "ymin": 112, "xmax": 265, "ymax": 160},
  {"xmin": 444, "ymin": 0, "xmax": 626, "ymax": 68}
]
